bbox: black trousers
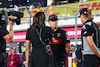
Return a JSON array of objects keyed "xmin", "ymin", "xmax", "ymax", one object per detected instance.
[
  {"xmin": 0, "ymin": 52, "xmax": 6, "ymax": 67},
  {"xmin": 82, "ymin": 55, "xmax": 100, "ymax": 67}
]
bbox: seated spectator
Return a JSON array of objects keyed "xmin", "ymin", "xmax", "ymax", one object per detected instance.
[
  {"xmin": 79, "ymin": 0, "xmax": 92, "ymax": 2},
  {"xmin": 67, "ymin": 0, "xmax": 74, "ymax": 3},
  {"xmin": 29, "ymin": 4, "xmax": 35, "ymax": 9},
  {"xmin": 38, "ymin": 2, "xmax": 42, "ymax": 8},
  {"xmin": 8, "ymin": 47, "xmax": 19, "ymax": 67},
  {"xmin": 37, "ymin": 4, "xmax": 40, "ymax": 9},
  {"xmin": 57, "ymin": 2, "xmax": 59, "ymax": 5},
  {"xmin": 51, "ymin": 0, "xmax": 55, "ymax": 5}
]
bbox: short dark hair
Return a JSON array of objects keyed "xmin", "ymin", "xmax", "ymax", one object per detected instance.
[{"xmin": 30, "ymin": 12, "xmax": 45, "ymax": 29}]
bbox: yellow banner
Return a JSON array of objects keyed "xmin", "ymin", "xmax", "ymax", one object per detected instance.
[{"xmin": 21, "ymin": 1, "xmax": 100, "ymax": 21}]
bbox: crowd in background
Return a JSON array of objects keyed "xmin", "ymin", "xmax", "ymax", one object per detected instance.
[{"xmin": 13, "ymin": 0, "xmax": 94, "ymax": 12}]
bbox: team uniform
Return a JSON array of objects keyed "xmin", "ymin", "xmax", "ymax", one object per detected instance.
[
  {"xmin": 81, "ymin": 20, "xmax": 100, "ymax": 67},
  {"xmin": 49, "ymin": 28, "xmax": 70, "ymax": 67}
]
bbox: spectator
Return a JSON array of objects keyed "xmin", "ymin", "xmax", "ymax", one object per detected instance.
[
  {"xmin": 37, "ymin": 4, "xmax": 40, "ymax": 9},
  {"xmin": 51, "ymin": 0, "xmax": 56, "ymax": 5},
  {"xmin": 8, "ymin": 47, "xmax": 19, "ymax": 67},
  {"xmin": 57, "ymin": 2, "xmax": 59, "ymax": 5},
  {"xmin": 14, "ymin": 5, "xmax": 19, "ymax": 11},
  {"xmin": 58, "ymin": 1, "xmax": 61, "ymax": 5},
  {"xmin": 67, "ymin": 0, "xmax": 74, "ymax": 3},
  {"xmin": 29, "ymin": 4, "xmax": 35, "ymax": 9},
  {"xmin": 38, "ymin": 2, "xmax": 42, "ymax": 8},
  {"xmin": 75, "ymin": 45, "xmax": 82, "ymax": 67},
  {"xmin": 79, "ymin": 0, "xmax": 92, "ymax": 2},
  {"xmin": 19, "ymin": 5, "xmax": 24, "ymax": 12}
]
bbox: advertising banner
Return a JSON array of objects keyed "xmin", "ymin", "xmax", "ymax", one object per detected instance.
[
  {"xmin": 62, "ymin": 27, "xmax": 82, "ymax": 39},
  {"xmin": 6, "ymin": 32, "xmax": 26, "ymax": 43},
  {"xmin": 7, "ymin": 27, "xmax": 82, "ymax": 43},
  {"xmin": 21, "ymin": 1, "xmax": 100, "ymax": 21}
]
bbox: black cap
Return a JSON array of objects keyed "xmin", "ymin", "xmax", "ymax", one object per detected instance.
[
  {"xmin": 48, "ymin": 15, "xmax": 58, "ymax": 21},
  {"xmin": 79, "ymin": 8, "xmax": 91, "ymax": 17}
]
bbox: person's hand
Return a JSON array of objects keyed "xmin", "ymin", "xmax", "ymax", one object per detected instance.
[
  {"xmin": 24, "ymin": 61, "xmax": 30, "ymax": 67},
  {"xmin": 8, "ymin": 18, "xmax": 14, "ymax": 26},
  {"xmin": 23, "ymin": 61, "xmax": 27, "ymax": 66},
  {"xmin": 10, "ymin": 61, "xmax": 14, "ymax": 65}
]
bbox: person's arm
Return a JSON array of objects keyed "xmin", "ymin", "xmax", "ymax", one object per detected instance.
[
  {"xmin": 86, "ymin": 36, "xmax": 100, "ymax": 57},
  {"xmin": 65, "ymin": 42, "xmax": 71, "ymax": 55},
  {"xmin": 25, "ymin": 40, "xmax": 30, "ymax": 64},
  {"xmin": 63, "ymin": 31, "xmax": 71, "ymax": 55},
  {"xmin": 3, "ymin": 18, "xmax": 14, "ymax": 42}
]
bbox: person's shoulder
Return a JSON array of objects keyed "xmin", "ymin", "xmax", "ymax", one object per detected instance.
[
  {"xmin": 44, "ymin": 26, "xmax": 51, "ymax": 29},
  {"xmin": 15, "ymin": 54, "xmax": 19, "ymax": 56},
  {"xmin": 43, "ymin": 26, "xmax": 52, "ymax": 30},
  {"xmin": 27, "ymin": 28, "xmax": 33, "ymax": 32},
  {"xmin": 84, "ymin": 21, "xmax": 93, "ymax": 26},
  {"xmin": 58, "ymin": 28, "xmax": 66, "ymax": 33},
  {"xmin": 9, "ymin": 54, "xmax": 12, "ymax": 56}
]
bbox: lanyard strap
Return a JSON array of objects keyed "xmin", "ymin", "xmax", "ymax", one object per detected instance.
[
  {"xmin": 36, "ymin": 28, "xmax": 46, "ymax": 46},
  {"xmin": 36, "ymin": 28, "xmax": 53, "ymax": 55}
]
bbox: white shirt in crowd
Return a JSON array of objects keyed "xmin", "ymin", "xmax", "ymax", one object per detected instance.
[
  {"xmin": 29, "ymin": 4, "xmax": 35, "ymax": 9},
  {"xmin": 79, "ymin": 0, "xmax": 89, "ymax": 2},
  {"xmin": 14, "ymin": 5, "xmax": 19, "ymax": 11}
]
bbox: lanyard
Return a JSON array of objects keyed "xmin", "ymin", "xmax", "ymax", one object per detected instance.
[{"xmin": 36, "ymin": 28, "xmax": 53, "ymax": 55}]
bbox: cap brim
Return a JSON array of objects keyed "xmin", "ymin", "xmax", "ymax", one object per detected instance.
[{"xmin": 49, "ymin": 18, "xmax": 58, "ymax": 21}]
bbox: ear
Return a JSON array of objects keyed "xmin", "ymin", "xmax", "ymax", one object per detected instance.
[
  {"xmin": 81, "ymin": 14, "xmax": 84, "ymax": 17},
  {"xmin": 48, "ymin": 21, "xmax": 50, "ymax": 25}
]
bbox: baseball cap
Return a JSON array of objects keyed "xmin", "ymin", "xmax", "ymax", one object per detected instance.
[
  {"xmin": 79, "ymin": 8, "xmax": 91, "ymax": 17},
  {"xmin": 48, "ymin": 15, "xmax": 58, "ymax": 21},
  {"xmin": 12, "ymin": 47, "xmax": 16, "ymax": 50}
]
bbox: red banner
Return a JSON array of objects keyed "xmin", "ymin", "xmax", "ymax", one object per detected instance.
[
  {"xmin": 62, "ymin": 27, "xmax": 82, "ymax": 39},
  {"xmin": 6, "ymin": 27, "xmax": 82, "ymax": 43},
  {"xmin": 6, "ymin": 32, "xmax": 26, "ymax": 43}
]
